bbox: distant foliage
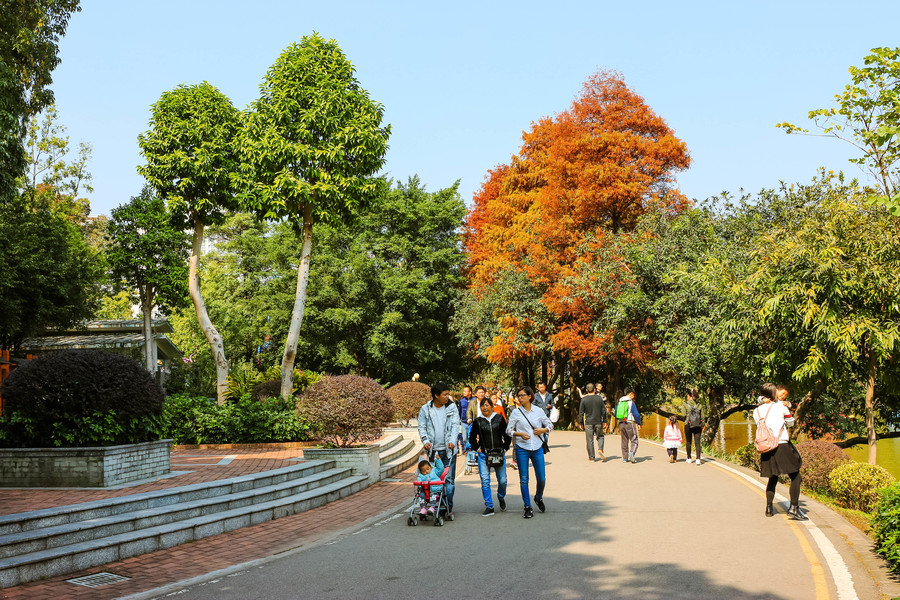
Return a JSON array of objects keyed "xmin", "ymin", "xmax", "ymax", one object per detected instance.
[
  {"xmin": 299, "ymin": 375, "xmax": 394, "ymax": 447},
  {"xmin": 0, "ymin": 350, "xmax": 164, "ymax": 447},
  {"xmin": 735, "ymin": 443, "xmax": 760, "ymax": 471},
  {"xmin": 828, "ymin": 462, "xmax": 896, "ymax": 512},
  {"xmin": 162, "ymin": 395, "xmax": 310, "ymax": 444},
  {"xmin": 796, "ymin": 440, "xmax": 851, "ymax": 494},
  {"xmin": 872, "ymin": 483, "xmax": 900, "ymax": 572},
  {"xmin": 387, "ymin": 381, "xmax": 431, "ymax": 426}
]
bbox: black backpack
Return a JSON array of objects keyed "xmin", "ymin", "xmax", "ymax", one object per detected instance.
[{"xmin": 687, "ymin": 405, "xmax": 702, "ymax": 428}]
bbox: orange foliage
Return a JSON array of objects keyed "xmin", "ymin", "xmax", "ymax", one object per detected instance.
[{"xmin": 465, "ymin": 70, "xmax": 691, "ymax": 365}]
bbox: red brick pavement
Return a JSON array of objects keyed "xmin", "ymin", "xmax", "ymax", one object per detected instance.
[
  {"xmin": 0, "ymin": 464, "xmax": 416, "ymax": 599},
  {"xmin": 0, "ymin": 448, "xmax": 305, "ymax": 515}
]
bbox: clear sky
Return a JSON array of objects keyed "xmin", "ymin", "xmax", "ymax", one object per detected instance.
[{"xmin": 48, "ymin": 0, "xmax": 900, "ymax": 216}]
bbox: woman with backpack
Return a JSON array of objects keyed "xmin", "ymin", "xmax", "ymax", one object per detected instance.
[
  {"xmin": 682, "ymin": 389, "xmax": 703, "ymax": 464},
  {"xmin": 753, "ymin": 383, "xmax": 807, "ymax": 520}
]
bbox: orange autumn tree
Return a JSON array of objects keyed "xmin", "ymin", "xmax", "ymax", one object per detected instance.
[{"xmin": 461, "ymin": 70, "xmax": 691, "ymax": 390}]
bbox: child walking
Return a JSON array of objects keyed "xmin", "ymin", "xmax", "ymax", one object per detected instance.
[
  {"xmin": 663, "ymin": 415, "xmax": 683, "ymax": 463},
  {"xmin": 416, "ymin": 456, "xmax": 444, "ymax": 515}
]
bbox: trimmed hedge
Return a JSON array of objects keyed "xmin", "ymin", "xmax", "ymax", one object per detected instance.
[
  {"xmin": 828, "ymin": 462, "xmax": 896, "ymax": 512},
  {"xmin": 872, "ymin": 483, "xmax": 900, "ymax": 572},
  {"xmin": 797, "ymin": 440, "xmax": 850, "ymax": 494},
  {"xmin": 0, "ymin": 350, "xmax": 164, "ymax": 447},
  {"xmin": 298, "ymin": 375, "xmax": 393, "ymax": 447},
  {"xmin": 162, "ymin": 394, "xmax": 311, "ymax": 444},
  {"xmin": 387, "ymin": 381, "xmax": 431, "ymax": 426}
]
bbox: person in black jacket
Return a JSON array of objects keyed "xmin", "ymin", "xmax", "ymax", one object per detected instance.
[
  {"xmin": 578, "ymin": 383, "xmax": 608, "ymax": 462},
  {"xmin": 469, "ymin": 397, "xmax": 512, "ymax": 517}
]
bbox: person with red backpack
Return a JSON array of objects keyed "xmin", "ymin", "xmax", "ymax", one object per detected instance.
[{"xmin": 753, "ymin": 383, "xmax": 806, "ymax": 520}]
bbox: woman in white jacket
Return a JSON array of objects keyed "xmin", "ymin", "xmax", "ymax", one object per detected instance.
[{"xmin": 753, "ymin": 383, "xmax": 807, "ymax": 520}]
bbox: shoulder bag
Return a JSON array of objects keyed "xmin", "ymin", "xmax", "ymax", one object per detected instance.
[{"xmin": 518, "ymin": 407, "xmax": 550, "ymax": 454}]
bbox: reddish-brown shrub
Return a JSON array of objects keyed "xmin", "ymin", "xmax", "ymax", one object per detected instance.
[
  {"xmin": 797, "ymin": 439, "xmax": 851, "ymax": 494},
  {"xmin": 298, "ymin": 375, "xmax": 394, "ymax": 447},
  {"xmin": 387, "ymin": 381, "xmax": 431, "ymax": 426}
]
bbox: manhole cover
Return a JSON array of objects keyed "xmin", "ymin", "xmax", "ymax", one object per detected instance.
[{"xmin": 67, "ymin": 572, "xmax": 131, "ymax": 587}]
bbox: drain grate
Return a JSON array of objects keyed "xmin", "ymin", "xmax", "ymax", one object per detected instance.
[{"xmin": 67, "ymin": 572, "xmax": 131, "ymax": 587}]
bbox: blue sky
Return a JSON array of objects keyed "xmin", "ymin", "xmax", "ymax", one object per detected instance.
[{"xmin": 49, "ymin": 0, "xmax": 900, "ymax": 216}]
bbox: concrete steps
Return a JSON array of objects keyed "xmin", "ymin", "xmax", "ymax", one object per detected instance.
[
  {"xmin": 378, "ymin": 433, "xmax": 421, "ymax": 479},
  {"xmin": 0, "ymin": 459, "xmax": 365, "ymax": 588}
]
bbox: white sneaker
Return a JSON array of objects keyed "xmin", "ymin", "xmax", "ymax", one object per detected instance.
[{"xmin": 695, "ymin": 459, "xmax": 702, "ymax": 465}]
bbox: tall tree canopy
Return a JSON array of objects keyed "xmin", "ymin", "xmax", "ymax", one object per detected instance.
[
  {"xmin": 460, "ymin": 70, "xmax": 690, "ymax": 389},
  {"xmin": 0, "ymin": 0, "xmax": 80, "ymax": 203},
  {"xmin": 138, "ymin": 81, "xmax": 241, "ymax": 404},
  {"xmin": 239, "ymin": 33, "xmax": 391, "ymax": 397}
]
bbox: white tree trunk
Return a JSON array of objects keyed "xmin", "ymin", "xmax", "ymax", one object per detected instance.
[
  {"xmin": 189, "ymin": 218, "xmax": 230, "ymax": 405},
  {"xmin": 280, "ymin": 205, "xmax": 314, "ymax": 398},
  {"xmin": 866, "ymin": 347, "xmax": 877, "ymax": 465},
  {"xmin": 140, "ymin": 286, "xmax": 154, "ymax": 373}
]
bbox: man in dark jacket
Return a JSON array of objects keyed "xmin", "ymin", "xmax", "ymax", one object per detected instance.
[{"xmin": 579, "ymin": 383, "xmax": 608, "ymax": 462}]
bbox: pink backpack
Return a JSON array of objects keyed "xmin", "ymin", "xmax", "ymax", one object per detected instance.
[{"xmin": 754, "ymin": 404, "xmax": 784, "ymax": 453}]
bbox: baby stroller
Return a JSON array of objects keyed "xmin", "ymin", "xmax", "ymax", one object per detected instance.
[
  {"xmin": 463, "ymin": 425, "xmax": 477, "ymax": 475},
  {"xmin": 407, "ymin": 451, "xmax": 454, "ymax": 527}
]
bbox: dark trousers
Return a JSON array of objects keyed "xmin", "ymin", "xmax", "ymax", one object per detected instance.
[
  {"xmin": 685, "ymin": 426, "xmax": 702, "ymax": 460},
  {"xmin": 767, "ymin": 472, "xmax": 802, "ymax": 505},
  {"xmin": 585, "ymin": 423, "xmax": 605, "ymax": 460}
]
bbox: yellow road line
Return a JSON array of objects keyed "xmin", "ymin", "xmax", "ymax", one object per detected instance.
[{"xmin": 714, "ymin": 464, "xmax": 830, "ymax": 600}]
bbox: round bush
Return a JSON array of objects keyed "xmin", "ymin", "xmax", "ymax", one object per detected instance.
[
  {"xmin": 0, "ymin": 349, "xmax": 164, "ymax": 447},
  {"xmin": 871, "ymin": 483, "xmax": 900, "ymax": 572},
  {"xmin": 828, "ymin": 461, "xmax": 896, "ymax": 512},
  {"xmin": 386, "ymin": 381, "xmax": 431, "ymax": 426},
  {"xmin": 797, "ymin": 440, "xmax": 851, "ymax": 494},
  {"xmin": 735, "ymin": 443, "xmax": 760, "ymax": 471},
  {"xmin": 298, "ymin": 375, "xmax": 393, "ymax": 448},
  {"xmin": 252, "ymin": 379, "xmax": 283, "ymax": 402}
]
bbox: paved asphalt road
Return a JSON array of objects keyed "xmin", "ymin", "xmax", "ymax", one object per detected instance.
[{"xmin": 153, "ymin": 432, "xmax": 876, "ymax": 600}]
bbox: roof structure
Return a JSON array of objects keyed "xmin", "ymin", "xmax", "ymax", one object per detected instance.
[{"xmin": 20, "ymin": 320, "xmax": 182, "ymax": 360}]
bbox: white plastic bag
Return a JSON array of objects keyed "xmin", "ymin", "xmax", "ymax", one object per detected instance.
[{"xmin": 549, "ymin": 406, "xmax": 560, "ymax": 423}]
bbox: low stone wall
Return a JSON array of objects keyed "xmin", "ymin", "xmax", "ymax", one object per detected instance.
[
  {"xmin": 0, "ymin": 439, "xmax": 172, "ymax": 487},
  {"xmin": 302, "ymin": 444, "xmax": 381, "ymax": 487}
]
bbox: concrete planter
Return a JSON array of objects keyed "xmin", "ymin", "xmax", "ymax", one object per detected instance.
[
  {"xmin": 302, "ymin": 444, "xmax": 381, "ymax": 487},
  {"xmin": 0, "ymin": 439, "xmax": 172, "ymax": 488}
]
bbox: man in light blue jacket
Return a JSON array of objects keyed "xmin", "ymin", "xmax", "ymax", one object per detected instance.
[{"xmin": 418, "ymin": 382, "xmax": 461, "ymax": 514}]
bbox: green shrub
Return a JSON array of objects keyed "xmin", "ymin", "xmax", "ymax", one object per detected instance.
[
  {"xmin": 828, "ymin": 462, "xmax": 896, "ymax": 512},
  {"xmin": 871, "ymin": 483, "xmax": 900, "ymax": 572},
  {"xmin": 162, "ymin": 394, "xmax": 310, "ymax": 444},
  {"xmin": 386, "ymin": 381, "xmax": 431, "ymax": 427},
  {"xmin": 735, "ymin": 443, "xmax": 760, "ymax": 471},
  {"xmin": 298, "ymin": 375, "xmax": 393, "ymax": 447},
  {"xmin": 0, "ymin": 349, "xmax": 164, "ymax": 447},
  {"xmin": 797, "ymin": 440, "xmax": 850, "ymax": 494}
]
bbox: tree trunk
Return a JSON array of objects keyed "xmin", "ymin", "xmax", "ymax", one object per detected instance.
[
  {"xmin": 866, "ymin": 346, "xmax": 878, "ymax": 465},
  {"xmin": 140, "ymin": 286, "xmax": 154, "ymax": 373},
  {"xmin": 280, "ymin": 205, "xmax": 314, "ymax": 399},
  {"xmin": 701, "ymin": 385, "xmax": 725, "ymax": 448},
  {"xmin": 790, "ymin": 379, "xmax": 825, "ymax": 442},
  {"xmin": 189, "ymin": 217, "xmax": 229, "ymax": 405}
]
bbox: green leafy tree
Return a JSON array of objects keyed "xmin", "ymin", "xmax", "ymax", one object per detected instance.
[
  {"xmin": 0, "ymin": 0, "xmax": 81, "ymax": 203},
  {"xmin": 778, "ymin": 47, "xmax": 900, "ymax": 210},
  {"xmin": 239, "ymin": 33, "xmax": 390, "ymax": 398},
  {"xmin": 105, "ymin": 187, "xmax": 190, "ymax": 371},
  {"xmin": 138, "ymin": 82, "xmax": 241, "ymax": 404},
  {"xmin": 0, "ymin": 203, "xmax": 101, "ymax": 349}
]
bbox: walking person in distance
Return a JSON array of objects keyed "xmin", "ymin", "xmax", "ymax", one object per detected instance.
[
  {"xmin": 683, "ymin": 389, "xmax": 703, "ymax": 464},
  {"xmin": 616, "ymin": 387, "xmax": 642, "ymax": 463},
  {"xmin": 507, "ymin": 386, "xmax": 553, "ymax": 518},
  {"xmin": 579, "ymin": 383, "xmax": 608, "ymax": 462}
]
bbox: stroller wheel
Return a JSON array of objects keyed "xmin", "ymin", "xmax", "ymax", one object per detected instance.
[
  {"xmin": 407, "ymin": 517, "xmax": 414, "ymax": 526},
  {"xmin": 435, "ymin": 516, "xmax": 444, "ymax": 526}
]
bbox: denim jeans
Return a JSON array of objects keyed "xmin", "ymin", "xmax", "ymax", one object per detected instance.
[
  {"xmin": 514, "ymin": 446, "xmax": 546, "ymax": 509},
  {"xmin": 435, "ymin": 448, "xmax": 457, "ymax": 510},
  {"xmin": 476, "ymin": 452, "xmax": 507, "ymax": 509}
]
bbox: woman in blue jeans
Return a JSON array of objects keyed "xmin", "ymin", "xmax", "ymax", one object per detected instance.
[
  {"xmin": 507, "ymin": 386, "xmax": 553, "ymax": 518},
  {"xmin": 468, "ymin": 397, "xmax": 512, "ymax": 517}
]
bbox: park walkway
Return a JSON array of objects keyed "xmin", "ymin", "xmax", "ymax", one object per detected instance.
[{"xmin": 0, "ymin": 433, "xmax": 897, "ymax": 599}]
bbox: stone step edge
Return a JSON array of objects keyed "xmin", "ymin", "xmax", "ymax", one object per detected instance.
[
  {"xmin": 0, "ymin": 467, "xmax": 354, "ymax": 554},
  {"xmin": 0, "ymin": 475, "xmax": 369, "ymax": 588},
  {"xmin": 378, "ymin": 437, "xmax": 415, "ymax": 465},
  {"xmin": 0, "ymin": 459, "xmax": 334, "ymax": 535},
  {"xmin": 380, "ymin": 442, "xmax": 423, "ymax": 479}
]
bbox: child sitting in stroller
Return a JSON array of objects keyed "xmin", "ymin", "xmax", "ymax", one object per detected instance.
[{"xmin": 415, "ymin": 455, "xmax": 444, "ymax": 515}]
